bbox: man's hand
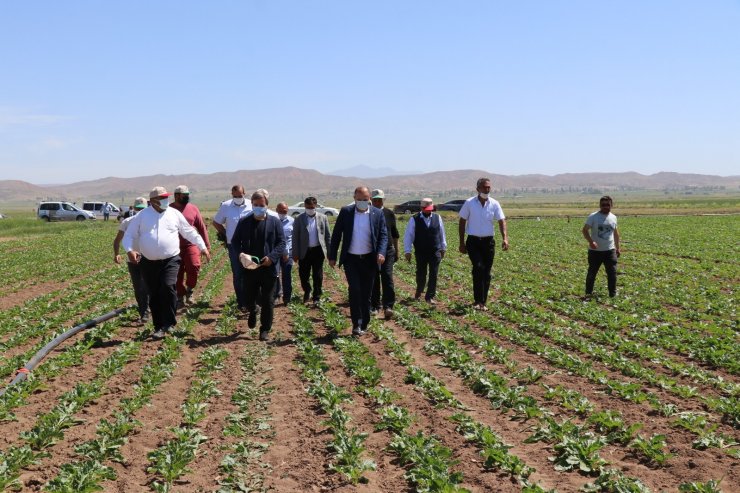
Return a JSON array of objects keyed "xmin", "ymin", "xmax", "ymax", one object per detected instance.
[
  {"xmin": 127, "ymin": 251, "xmax": 141, "ymax": 264},
  {"xmin": 201, "ymin": 249, "xmax": 211, "ymax": 263},
  {"xmin": 501, "ymin": 238, "xmax": 509, "ymax": 251},
  {"xmin": 459, "ymin": 243, "xmax": 467, "ymax": 254},
  {"xmin": 293, "ymin": 256, "xmax": 300, "ymax": 263},
  {"xmin": 328, "ymin": 259, "xmax": 336, "ymax": 268},
  {"xmin": 589, "ymin": 240, "xmax": 598, "ymax": 250},
  {"xmin": 282, "ymin": 254, "xmax": 289, "ymax": 262},
  {"xmin": 377, "ymin": 254, "xmax": 385, "ymax": 265},
  {"xmin": 114, "ymin": 254, "xmax": 122, "ymax": 265},
  {"xmin": 439, "ymin": 250, "xmax": 445, "ymax": 259},
  {"xmin": 260, "ymin": 257, "xmax": 273, "ymax": 267},
  {"xmin": 405, "ymin": 252, "xmax": 412, "ymax": 262},
  {"xmin": 616, "ymin": 247, "xmax": 621, "ymax": 258}
]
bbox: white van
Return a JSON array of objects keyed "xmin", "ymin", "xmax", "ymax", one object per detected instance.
[
  {"xmin": 38, "ymin": 202, "xmax": 96, "ymax": 221},
  {"xmin": 82, "ymin": 202, "xmax": 121, "ymax": 219}
]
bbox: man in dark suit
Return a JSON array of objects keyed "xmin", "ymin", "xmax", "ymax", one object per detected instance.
[
  {"xmin": 329, "ymin": 186, "xmax": 388, "ymax": 336},
  {"xmin": 232, "ymin": 191, "xmax": 286, "ymax": 341},
  {"xmin": 292, "ymin": 196, "xmax": 331, "ymax": 307}
]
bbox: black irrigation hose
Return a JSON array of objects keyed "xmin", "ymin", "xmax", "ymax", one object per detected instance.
[{"xmin": 0, "ymin": 305, "xmax": 134, "ymax": 397}]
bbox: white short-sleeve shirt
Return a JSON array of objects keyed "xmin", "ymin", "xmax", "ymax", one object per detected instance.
[{"xmin": 459, "ymin": 196, "xmax": 505, "ymax": 237}]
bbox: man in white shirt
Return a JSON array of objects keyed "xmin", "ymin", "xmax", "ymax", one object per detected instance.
[
  {"xmin": 404, "ymin": 198, "xmax": 447, "ymax": 304},
  {"xmin": 458, "ymin": 178, "xmax": 509, "ymax": 311},
  {"xmin": 329, "ymin": 187, "xmax": 388, "ymax": 336},
  {"xmin": 213, "ymin": 185, "xmax": 252, "ymax": 310},
  {"xmin": 113, "ymin": 196, "xmax": 149, "ymax": 322},
  {"xmin": 292, "ymin": 196, "xmax": 332, "ymax": 307},
  {"xmin": 123, "ymin": 186, "xmax": 210, "ymax": 339},
  {"xmin": 582, "ymin": 196, "xmax": 621, "ymax": 297}
]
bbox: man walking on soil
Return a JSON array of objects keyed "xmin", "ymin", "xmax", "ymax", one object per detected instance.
[
  {"xmin": 458, "ymin": 178, "xmax": 509, "ymax": 310},
  {"xmin": 213, "ymin": 185, "xmax": 252, "ymax": 311},
  {"xmin": 123, "ymin": 186, "xmax": 210, "ymax": 339},
  {"xmin": 274, "ymin": 202, "xmax": 294, "ymax": 305},
  {"xmin": 404, "ymin": 198, "xmax": 447, "ymax": 305},
  {"xmin": 113, "ymin": 196, "xmax": 149, "ymax": 323},
  {"xmin": 329, "ymin": 186, "xmax": 388, "ymax": 336},
  {"xmin": 582, "ymin": 196, "xmax": 621, "ymax": 297},
  {"xmin": 170, "ymin": 185, "xmax": 211, "ymax": 308},
  {"xmin": 232, "ymin": 191, "xmax": 286, "ymax": 341},
  {"xmin": 292, "ymin": 196, "xmax": 331, "ymax": 307},
  {"xmin": 369, "ymin": 189, "xmax": 399, "ymax": 319}
]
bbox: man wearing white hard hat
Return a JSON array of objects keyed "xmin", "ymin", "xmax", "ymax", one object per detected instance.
[{"xmin": 122, "ymin": 186, "xmax": 211, "ymax": 339}]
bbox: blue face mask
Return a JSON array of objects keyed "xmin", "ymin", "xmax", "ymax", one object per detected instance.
[
  {"xmin": 355, "ymin": 200, "xmax": 370, "ymax": 211},
  {"xmin": 252, "ymin": 206, "xmax": 267, "ymax": 218},
  {"xmin": 157, "ymin": 198, "xmax": 169, "ymax": 210}
]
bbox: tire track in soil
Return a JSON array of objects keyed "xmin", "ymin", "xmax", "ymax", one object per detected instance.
[
  {"xmin": 319, "ymin": 277, "xmax": 538, "ymax": 493},
  {"xmin": 391, "ymin": 272, "xmax": 740, "ymax": 491},
  {"xmin": 104, "ymin": 273, "xmax": 231, "ymax": 492}
]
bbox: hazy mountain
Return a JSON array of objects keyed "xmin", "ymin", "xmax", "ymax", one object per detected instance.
[
  {"xmin": 330, "ymin": 165, "xmax": 404, "ymax": 178},
  {"xmin": 1, "ymin": 168, "xmax": 737, "ymax": 204}
]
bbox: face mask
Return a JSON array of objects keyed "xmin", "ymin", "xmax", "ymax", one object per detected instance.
[
  {"xmin": 355, "ymin": 200, "xmax": 369, "ymax": 211},
  {"xmin": 305, "ymin": 208, "xmax": 316, "ymax": 217},
  {"xmin": 478, "ymin": 192, "xmax": 489, "ymax": 200},
  {"xmin": 252, "ymin": 206, "xmax": 267, "ymax": 218},
  {"xmin": 232, "ymin": 197, "xmax": 245, "ymax": 206},
  {"xmin": 278, "ymin": 213, "xmax": 287, "ymax": 220},
  {"xmin": 179, "ymin": 195, "xmax": 190, "ymax": 205},
  {"xmin": 157, "ymin": 198, "xmax": 169, "ymax": 210}
]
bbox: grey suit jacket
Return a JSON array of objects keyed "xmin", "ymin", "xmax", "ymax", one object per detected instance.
[{"xmin": 292, "ymin": 212, "xmax": 331, "ymax": 259}]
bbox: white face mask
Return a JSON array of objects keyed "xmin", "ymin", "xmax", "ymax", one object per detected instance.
[
  {"xmin": 278, "ymin": 213, "xmax": 287, "ymax": 220},
  {"xmin": 305, "ymin": 208, "xmax": 316, "ymax": 217},
  {"xmin": 355, "ymin": 200, "xmax": 370, "ymax": 211},
  {"xmin": 157, "ymin": 198, "xmax": 170, "ymax": 210},
  {"xmin": 478, "ymin": 192, "xmax": 489, "ymax": 200},
  {"xmin": 232, "ymin": 197, "xmax": 245, "ymax": 206}
]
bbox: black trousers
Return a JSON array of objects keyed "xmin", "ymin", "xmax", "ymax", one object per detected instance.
[
  {"xmin": 343, "ymin": 254, "xmax": 377, "ymax": 330},
  {"xmin": 586, "ymin": 249, "xmax": 618, "ymax": 296},
  {"xmin": 298, "ymin": 246, "xmax": 325, "ymax": 302},
  {"xmin": 466, "ymin": 236, "xmax": 495, "ymax": 305},
  {"xmin": 371, "ymin": 249, "xmax": 395, "ymax": 310},
  {"xmin": 140, "ymin": 255, "xmax": 180, "ymax": 329},
  {"xmin": 415, "ymin": 250, "xmax": 441, "ymax": 301},
  {"xmin": 127, "ymin": 261, "xmax": 149, "ymax": 318},
  {"xmin": 244, "ymin": 268, "xmax": 277, "ymax": 331}
]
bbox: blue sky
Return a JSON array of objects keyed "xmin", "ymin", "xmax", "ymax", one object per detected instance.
[{"xmin": 1, "ymin": 1, "xmax": 738, "ymax": 183}]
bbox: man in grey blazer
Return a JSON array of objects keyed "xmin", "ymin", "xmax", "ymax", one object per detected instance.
[{"xmin": 292, "ymin": 196, "xmax": 332, "ymax": 306}]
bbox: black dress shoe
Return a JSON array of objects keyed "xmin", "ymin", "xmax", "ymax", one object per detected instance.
[
  {"xmin": 259, "ymin": 330, "xmax": 269, "ymax": 341},
  {"xmin": 248, "ymin": 310, "xmax": 257, "ymax": 328}
]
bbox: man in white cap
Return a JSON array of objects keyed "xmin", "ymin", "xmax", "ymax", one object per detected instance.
[
  {"xmin": 113, "ymin": 196, "xmax": 149, "ymax": 322},
  {"xmin": 370, "ymin": 189, "xmax": 399, "ymax": 319},
  {"xmin": 123, "ymin": 186, "xmax": 210, "ymax": 339},
  {"xmin": 170, "ymin": 185, "xmax": 211, "ymax": 307},
  {"xmin": 404, "ymin": 198, "xmax": 447, "ymax": 305},
  {"xmin": 213, "ymin": 184, "xmax": 252, "ymax": 311}
]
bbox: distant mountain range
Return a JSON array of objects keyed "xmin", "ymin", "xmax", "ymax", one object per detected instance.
[{"xmin": 1, "ymin": 168, "xmax": 738, "ymax": 204}]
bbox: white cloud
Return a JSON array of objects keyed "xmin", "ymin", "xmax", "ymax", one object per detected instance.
[{"xmin": 0, "ymin": 107, "xmax": 70, "ymax": 129}]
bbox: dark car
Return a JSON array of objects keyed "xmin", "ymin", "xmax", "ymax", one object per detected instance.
[
  {"xmin": 437, "ymin": 199, "xmax": 466, "ymax": 212},
  {"xmin": 392, "ymin": 200, "xmax": 437, "ymax": 214}
]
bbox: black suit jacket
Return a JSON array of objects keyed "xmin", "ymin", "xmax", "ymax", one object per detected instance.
[
  {"xmin": 328, "ymin": 205, "xmax": 388, "ymax": 266},
  {"xmin": 232, "ymin": 214, "xmax": 286, "ymax": 276}
]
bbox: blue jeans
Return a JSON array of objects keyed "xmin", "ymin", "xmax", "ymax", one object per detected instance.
[
  {"xmin": 228, "ymin": 243, "xmax": 247, "ymax": 308},
  {"xmin": 274, "ymin": 257, "xmax": 293, "ymax": 303}
]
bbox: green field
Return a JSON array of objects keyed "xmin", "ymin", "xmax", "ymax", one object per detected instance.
[{"xmin": 0, "ymin": 208, "xmax": 737, "ymax": 492}]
